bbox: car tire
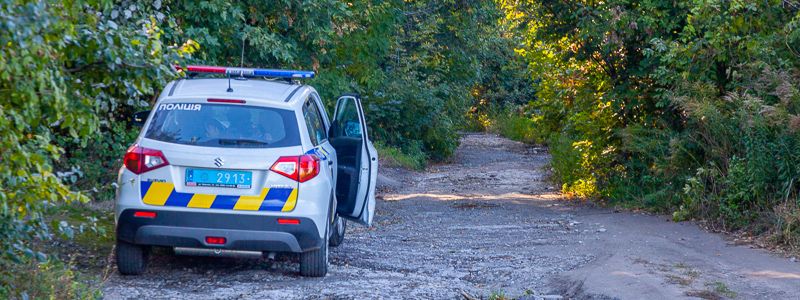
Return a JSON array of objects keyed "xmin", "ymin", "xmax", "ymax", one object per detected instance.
[
  {"xmin": 329, "ymin": 215, "xmax": 346, "ymax": 247},
  {"xmin": 300, "ymin": 205, "xmax": 330, "ymax": 277},
  {"xmin": 299, "ymin": 239, "xmax": 328, "ymax": 277},
  {"xmin": 116, "ymin": 240, "xmax": 149, "ymax": 275}
]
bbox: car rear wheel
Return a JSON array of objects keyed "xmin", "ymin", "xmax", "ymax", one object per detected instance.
[
  {"xmin": 300, "ymin": 227, "xmax": 329, "ymax": 277},
  {"xmin": 300, "ymin": 202, "xmax": 331, "ymax": 277},
  {"xmin": 329, "ymin": 215, "xmax": 346, "ymax": 247},
  {"xmin": 116, "ymin": 240, "xmax": 149, "ymax": 275},
  {"xmin": 300, "ymin": 238, "xmax": 328, "ymax": 277}
]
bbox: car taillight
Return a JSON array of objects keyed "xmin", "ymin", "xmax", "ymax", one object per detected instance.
[
  {"xmin": 298, "ymin": 155, "xmax": 321, "ymax": 182},
  {"xmin": 123, "ymin": 145, "xmax": 169, "ymax": 174},
  {"xmin": 270, "ymin": 155, "xmax": 320, "ymax": 182}
]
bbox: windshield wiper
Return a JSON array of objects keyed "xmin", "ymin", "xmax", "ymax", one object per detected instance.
[{"xmin": 217, "ymin": 139, "xmax": 269, "ymax": 146}]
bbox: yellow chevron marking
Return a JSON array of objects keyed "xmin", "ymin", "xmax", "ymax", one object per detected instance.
[
  {"xmin": 281, "ymin": 188, "xmax": 298, "ymax": 212},
  {"xmin": 234, "ymin": 188, "xmax": 269, "ymax": 211},
  {"xmin": 142, "ymin": 182, "xmax": 173, "ymax": 206},
  {"xmin": 187, "ymin": 193, "xmax": 216, "ymax": 209}
]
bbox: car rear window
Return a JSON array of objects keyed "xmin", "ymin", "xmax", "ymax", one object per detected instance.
[{"xmin": 144, "ymin": 103, "xmax": 300, "ymax": 148}]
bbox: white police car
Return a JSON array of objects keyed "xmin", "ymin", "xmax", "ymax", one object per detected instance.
[{"xmin": 114, "ymin": 65, "xmax": 377, "ymax": 277}]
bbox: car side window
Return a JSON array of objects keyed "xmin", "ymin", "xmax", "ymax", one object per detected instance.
[
  {"xmin": 310, "ymin": 93, "xmax": 329, "ymax": 129},
  {"xmin": 303, "ymin": 97, "xmax": 327, "ymax": 146},
  {"xmin": 333, "ymin": 97, "xmax": 362, "ymax": 138}
]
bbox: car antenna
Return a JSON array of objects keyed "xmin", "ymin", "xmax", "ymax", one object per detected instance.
[{"xmin": 227, "ymin": 35, "xmax": 247, "ymax": 93}]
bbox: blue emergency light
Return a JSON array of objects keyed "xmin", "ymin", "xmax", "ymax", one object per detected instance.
[{"xmin": 182, "ymin": 65, "xmax": 315, "ymax": 79}]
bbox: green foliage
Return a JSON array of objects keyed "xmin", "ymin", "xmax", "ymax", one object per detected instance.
[
  {"xmin": 506, "ymin": 0, "xmax": 800, "ymax": 246},
  {"xmin": 0, "ymin": 258, "xmax": 101, "ymax": 299},
  {"xmin": 375, "ymin": 142, "xmax": 427, "ymax": 170},
  {"xmin": 0, "ymin": 0, "xmax": 195, "ymax": 295},
  {"xmin": 487, "ymin": 290, "xmax": 508, "ymax": 300},
  {"xmin": 485, "ymin": 107, "xmax": 544, "ymax": 145},
  {"xmin": 51, "ymin": 203, "xmax": 116, "ymax": 257},
  {"xmin": 163, "ymin": 0, "xmax": 519, "ymax": 161}
]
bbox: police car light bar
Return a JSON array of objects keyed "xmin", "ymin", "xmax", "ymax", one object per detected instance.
[{"xmin": 182, "ymin": 65, "xmax": 315, "ymax": 79}]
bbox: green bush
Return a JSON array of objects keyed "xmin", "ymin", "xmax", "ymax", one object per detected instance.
[
  {"xmin": 488, "ymin": 108, "xmax": 544, "ymax": 144},
  {"xmin": 162, "ymin": 0, "xmax": 517, "ymax": 162},
  {"xmin": 504, "ymin": 0, "xmax": 800, "ymax": 248},
  {"xmin": 375, "ymin": 142, "xmax": 427, "ymax": 170},
  {"xmin": 0, "ymin": 0, "xmax": 194, "ymax": 296},
  {"xmin": 0, "ymin": 258, "xmax": 101, "ymax": 300}
]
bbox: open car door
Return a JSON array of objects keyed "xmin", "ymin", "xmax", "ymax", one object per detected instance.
[{"xmin": 329, "ymin": 94, "xmax": 378, "ymax": 226}]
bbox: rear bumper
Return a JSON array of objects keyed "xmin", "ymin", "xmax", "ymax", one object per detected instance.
[{"xmin": 116, "ymin": 209, "xmax": 322, "ymax": 253}]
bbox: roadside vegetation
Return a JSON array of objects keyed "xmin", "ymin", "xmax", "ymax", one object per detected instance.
[
  {"xmin": 0, "ymin": 0, "xmax": 528, "ymax": 297},
  {"xmin": 487, "ymin": 1, "xmax": 800, "ymax": 254},
  {"xmin": 375, "ymin": 142, "xmax": 427, "ymax": 170}
]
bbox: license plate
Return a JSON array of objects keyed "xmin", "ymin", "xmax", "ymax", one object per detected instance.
[{"xmin": 185, "ymin": 168, "xmax": 252, "ymax": 189}]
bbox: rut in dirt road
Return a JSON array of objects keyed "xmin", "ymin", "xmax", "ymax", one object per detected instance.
[{"xmin": 103, "ymin": 133, "xmax": 800, "ymax": 299}]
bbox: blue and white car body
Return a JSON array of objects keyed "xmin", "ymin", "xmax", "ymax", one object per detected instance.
[{"xmin": 113, "ymin": 66, "xmax": 377, "ymax": 277}]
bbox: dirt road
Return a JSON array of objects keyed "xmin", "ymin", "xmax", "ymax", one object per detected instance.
[{"xmin": 103, "ymin": 133, "xmax": 800, "ymax": 299}]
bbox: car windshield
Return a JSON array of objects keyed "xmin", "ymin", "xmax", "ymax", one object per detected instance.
[{"xmin": 144, "ymin": 103, "xmax": 300, "ymax": 148}]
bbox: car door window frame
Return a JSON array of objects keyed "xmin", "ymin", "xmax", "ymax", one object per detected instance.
[
  {"xmin": 310, "ymin": 93, "xmax": 330, "ymax": 132},
  {"xmin": 302, "ymin": 96, "xmax": 328, "ymax": 146}
]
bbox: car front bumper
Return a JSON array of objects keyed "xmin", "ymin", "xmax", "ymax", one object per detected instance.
[{"xmin": 116, "ymin": 209, "xmax": 322, "ymax": 253}]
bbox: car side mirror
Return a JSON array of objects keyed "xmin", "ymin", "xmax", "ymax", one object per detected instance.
[{"xmin": 132, "ymin": 110, "xmax": 150, "ymax": 127}]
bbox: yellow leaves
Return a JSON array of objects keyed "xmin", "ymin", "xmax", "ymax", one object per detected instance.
[
  {"xmin": 563, "ymin": 177, "xmax": 598, "ymax": 199},
  {"xmin": 502, "ymin": 6, "xmax": 524, "ymax": 22},
  {"xmin": 572, "ymin": 139, "xmax": 593, "ymax": 149},
  {"xmin": 601, "ymin": 146, "xmax": 617, "ymax": 156},
  {"xmin": 470, "ymin": 87, "xmax": 480, "ymax": 97},
  {"xmin": 177, "ymin": 39, "xmax": 200, "ymax": 57}
]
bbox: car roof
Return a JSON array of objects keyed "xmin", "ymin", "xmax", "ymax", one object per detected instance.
[{"xmin": 165, "ymin": 78, "xmax": 308, "ymax": 105}]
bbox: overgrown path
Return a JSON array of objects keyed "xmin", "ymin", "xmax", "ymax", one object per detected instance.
[{"xmin": 103, "ymin": 133, "xmax": 800, "ymax": 299}]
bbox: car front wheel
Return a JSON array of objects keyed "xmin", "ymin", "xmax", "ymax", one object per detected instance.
[{"xmin": 329, "ymin": 215, "xmax": 346, "ymax": 247}]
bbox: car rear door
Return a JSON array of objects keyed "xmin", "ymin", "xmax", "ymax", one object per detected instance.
[{"xmin": 329, "ymin": 94, "xmax": 377, "ymax": 226}]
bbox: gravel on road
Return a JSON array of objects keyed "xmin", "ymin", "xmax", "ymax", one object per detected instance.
[{"xmin": 103, "ymin": 133, "xmax": 800, "ymax": 299}]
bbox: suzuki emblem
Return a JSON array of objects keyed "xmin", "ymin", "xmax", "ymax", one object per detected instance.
[{"xmin": 214, "ymin": 157, "xmax": 224, "ymax": 167}]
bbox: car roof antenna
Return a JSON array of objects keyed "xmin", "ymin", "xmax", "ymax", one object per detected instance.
[{"xmin": 227, "ymin": 35, "xmax": 247, "ymax": 93}]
